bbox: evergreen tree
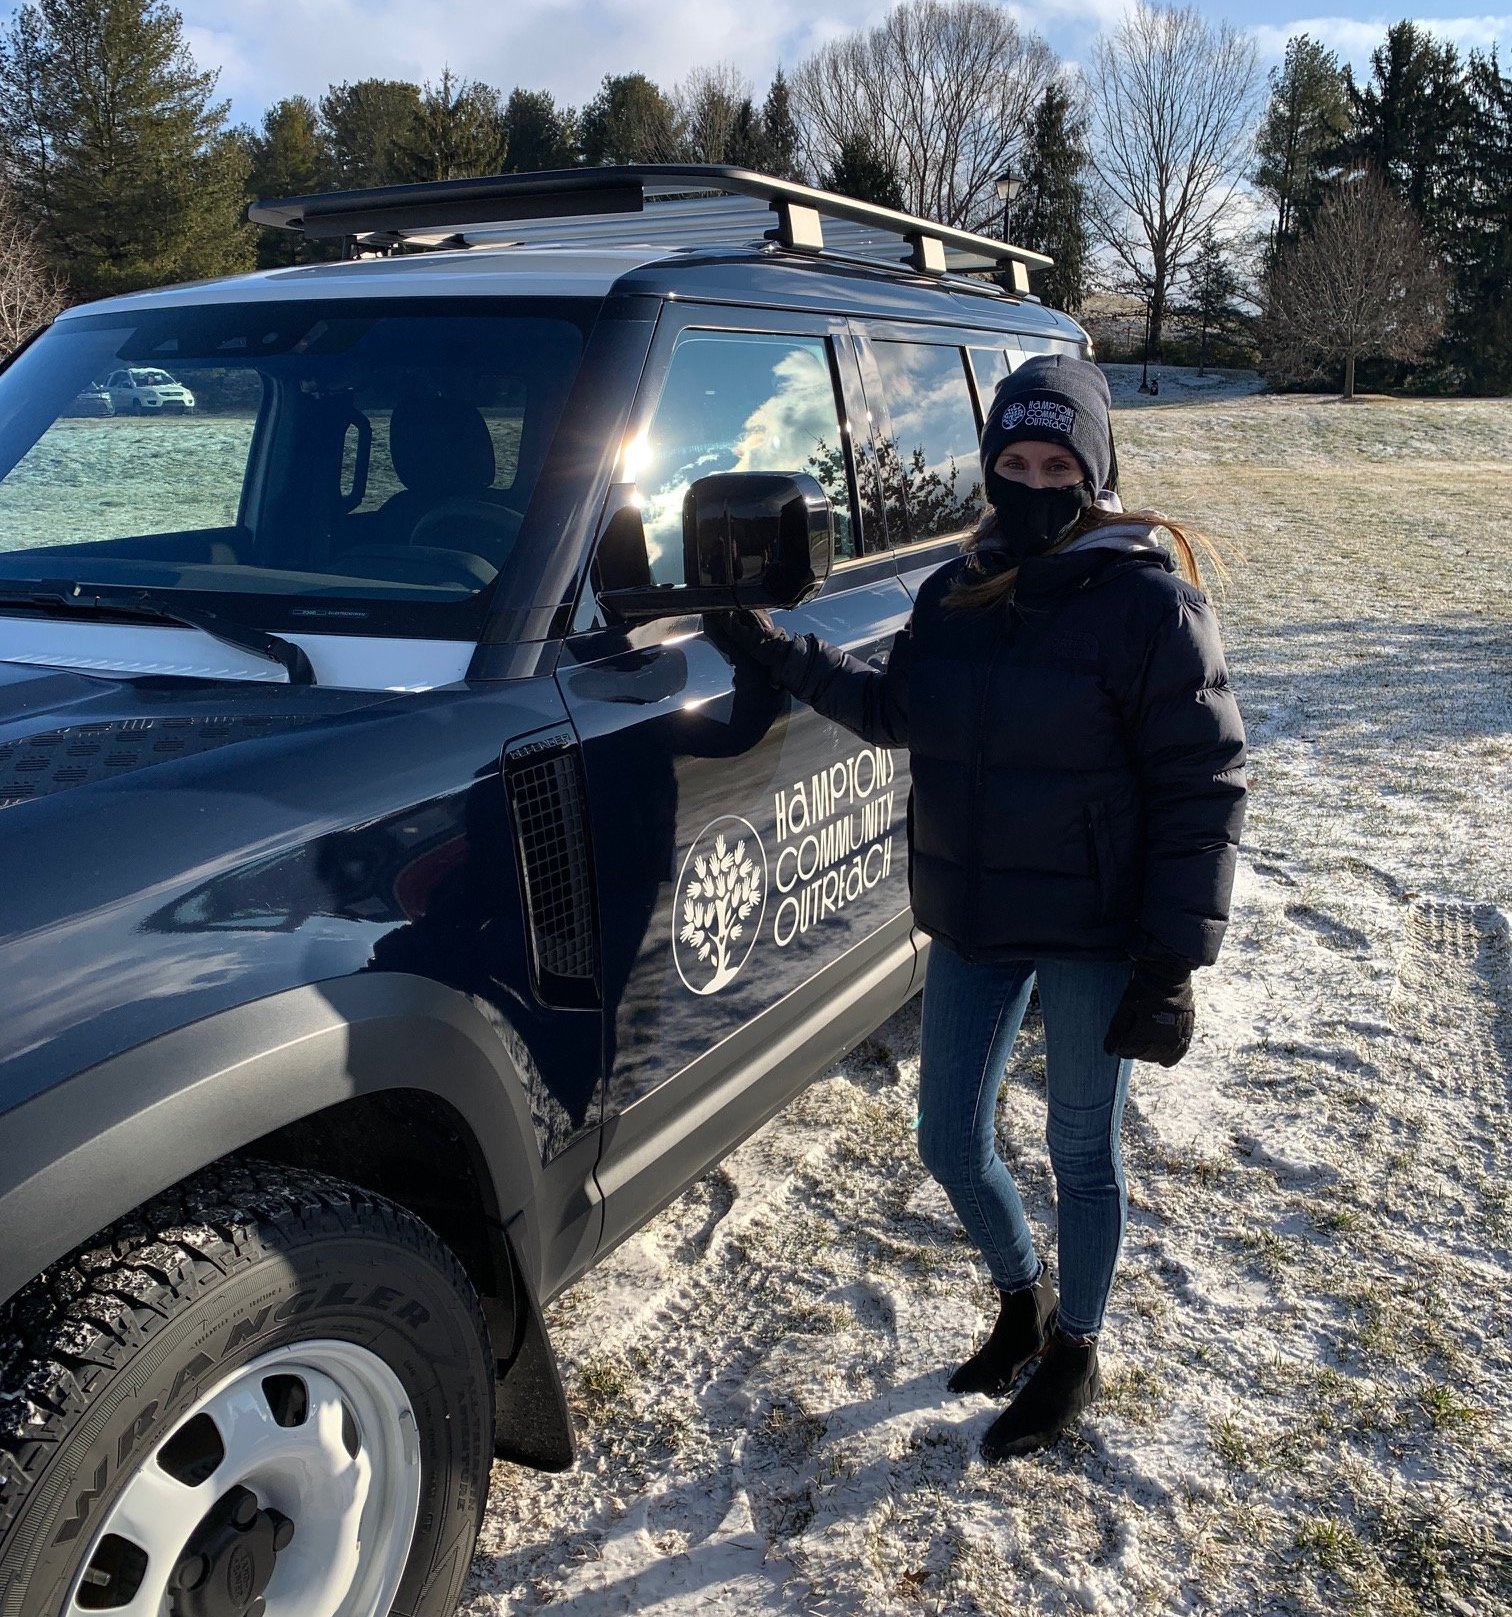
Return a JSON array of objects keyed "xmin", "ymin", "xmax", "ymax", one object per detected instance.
[
  {"xmin": 396, "ymin": 68, "xmax": 508, "ymax": 182},
  {"xmin": 1254, "ymin": 35, "xmax": 1351, "ymax": 246},
  {"xmin": 1008, "ymin": 80, "xmax": 1090, "ymax": 313},
  {"xmin": 0, "ymin": 0, "xmax": 252, "ymax": 301},
  {"xmin": 820, "ymin": 136, "xmax": 903, "ymax": 210},
  {"xmin": 501, "ymin": 89, "xmax": 578, "ymax": 172},
  {"xmin": 242, "ymin": 96, "xmax": 333, "ymax": 268},
  {"xmin": 1345, "ymin": 23, "xmax": 1470, "ymax": 241},
  {"xmin": 320, "ymin": 78, "xmax": 422, "ymax": 189},
  {"xmin": 723, "ymin": 98, "xmax": 768, "ymax": 169},
  {"xmin": 579, "ymin": 73, "xmax": 683, "ymax": 164},
  {"xmin": 1455, "ymin": 49, "xmax": 1512, "ymax": 390},
  {"xmin": 760, "ymin": 68, "xmax": 801, "ymax": 180},
  {"xmin": 0, "ymin": 8, "xmax": 55, "ymax": 216},
  {"xmin": 1177, "ymin": 228, "xmax": 1244, "ymax": 372}
]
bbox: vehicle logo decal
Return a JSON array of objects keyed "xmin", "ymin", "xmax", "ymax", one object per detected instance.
[{"xmin": 674, "ymin": 816, "xmax": 768, "ymax": 995}]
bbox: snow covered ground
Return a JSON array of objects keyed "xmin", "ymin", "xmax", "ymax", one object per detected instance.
[
  {"xmin": 462, "ymin": 384, "xmax": 1512, "ymax": 1617},
  {"xmin": 1099, "ymin": 365, "xmax": 1265, "ymax": 408}
]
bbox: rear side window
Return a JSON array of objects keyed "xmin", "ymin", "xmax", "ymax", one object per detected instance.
[
  {"xmin": 868, "ymin": 340, "xmax": 982, "ymax": 546},
  {"xmin": 635, "ymin": 329, "xmax": 856, "ymax": 586},
  {"xmin": 968, "ymin": 346, "xmax": 1015, "ymax": 406}
]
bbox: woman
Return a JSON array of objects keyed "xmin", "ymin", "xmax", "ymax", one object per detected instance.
[{"xmin": 717, "ymin": 354, "xmax": 1247, "ymax": 1461}]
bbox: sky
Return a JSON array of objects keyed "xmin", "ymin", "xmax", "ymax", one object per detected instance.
[{"xmin": 176, "ymin": 0, "xmax": 1510, "ymax": 131}]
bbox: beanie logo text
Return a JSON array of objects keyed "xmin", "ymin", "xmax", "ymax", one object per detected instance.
[{"xmin": 1002, "ymin": 398, "xmax": 1076, "ymax": 436}]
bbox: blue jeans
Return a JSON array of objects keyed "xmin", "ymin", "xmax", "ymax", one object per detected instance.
[{"xmin": 917, "ymin": 942, "xmax": 1135, "ymax": 1337}]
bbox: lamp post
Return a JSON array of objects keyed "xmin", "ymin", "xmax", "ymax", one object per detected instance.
[
  {"xmin": 1138, "ymin": 294, "xmax": 1152, "ymax": 393},
  {"xmin": 994, "ymin": 169, "xmax": 1023, "ymax": 241}
]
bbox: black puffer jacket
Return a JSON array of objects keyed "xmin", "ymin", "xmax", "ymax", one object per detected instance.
[{"xmin": 770, "ymin": 538, "xmax": 1248, "ymax": 970}]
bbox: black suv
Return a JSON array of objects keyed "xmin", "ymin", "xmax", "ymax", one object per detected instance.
[{"xmin": 0, "ymin": 167, "xmax": 1089, "ymax": 1615}]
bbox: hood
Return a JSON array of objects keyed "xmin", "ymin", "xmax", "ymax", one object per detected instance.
[
  {"xmin": 0, "ymin": 660, "xmax": 404, "ymax": 810},
  {"xmin": 0, "ymin": 665, "xmax": 570, "ymax": 1108},
  {"xmin": 1056, "ymin": 489, "xmax": 1165, "ymax": 556}
]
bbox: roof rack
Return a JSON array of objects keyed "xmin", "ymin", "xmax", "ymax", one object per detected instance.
[{"xmin": 247, "ymin": 165, "xmax": 1051, "ymax": 293}]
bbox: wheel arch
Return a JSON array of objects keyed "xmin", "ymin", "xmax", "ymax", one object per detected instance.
[{"xmin": 0, "ymin": 972, "xmax": 577, "ymax": 1470}]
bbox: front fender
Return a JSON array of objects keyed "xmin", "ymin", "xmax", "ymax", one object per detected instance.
[{"xmin": 0, "ymin": 971, "xmax": 580, "ymax": 1310}]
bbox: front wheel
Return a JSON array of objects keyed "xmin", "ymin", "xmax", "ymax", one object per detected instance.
[{"xmin": 0, "ymin": 1162, "xmax": 494, "ymax": 1617}]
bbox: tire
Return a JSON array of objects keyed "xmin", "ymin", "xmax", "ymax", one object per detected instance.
[{"xmin": 0, "ymin": 1161, "xmax": 494, "ymax": 1617}]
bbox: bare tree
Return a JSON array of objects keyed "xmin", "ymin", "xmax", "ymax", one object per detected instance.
[
  {"xmin": 674, "ymin": 64, "xmax": 752, "ymax": 163},
  {"xmin": 1263, "ymin": 168, "xmax": 1447, "ymax": 399},
  {"xmin": 1088, "ymin": 2, "xmax": 1259, "ymax": 354},
  {"xmin": 792, "ymin": 0, "xmax": 1056, "ymax": 230},
  {"xmin": 0, "ymin": 178, "xmax": 65, "ymax": 355}
]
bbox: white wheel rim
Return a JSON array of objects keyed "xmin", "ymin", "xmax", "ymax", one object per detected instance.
[{"xmin": 64, "ymin": 1340, "xmax": 422, "ymax": 1617}]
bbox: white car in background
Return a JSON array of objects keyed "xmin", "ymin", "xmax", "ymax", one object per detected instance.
[{"xmin": 101, "ymin": 366, "xmax": 196, "ymax": 413}]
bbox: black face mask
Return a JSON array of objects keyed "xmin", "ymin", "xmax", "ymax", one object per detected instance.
[{"xmin": 983, "ymin": 469, "xmax": 1094, "ymax": 564}]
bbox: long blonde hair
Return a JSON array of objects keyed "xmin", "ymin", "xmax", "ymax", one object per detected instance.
[{"xmin": 942, "ymin": 503, "xmax": 1235, "ymax": 613}]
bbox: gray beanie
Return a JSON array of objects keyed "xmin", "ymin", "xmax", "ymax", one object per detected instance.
[{"xmin": 980, "ymin": 354, "xmax": 1115, "ymax": 493}]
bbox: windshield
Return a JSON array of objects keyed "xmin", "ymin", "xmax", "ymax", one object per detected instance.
[{"xmin": 0, "ymin": 297, "xmax": 593, "ymax": 639}]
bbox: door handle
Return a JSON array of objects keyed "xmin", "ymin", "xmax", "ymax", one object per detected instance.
[{"xmin": 868, "ymin": 650, "xmax": 890, "ymax": 672}]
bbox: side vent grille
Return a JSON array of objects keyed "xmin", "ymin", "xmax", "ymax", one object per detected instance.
[{"xmin": 504, "ymin": 732, "xmax": 599, "ymax": 1007}]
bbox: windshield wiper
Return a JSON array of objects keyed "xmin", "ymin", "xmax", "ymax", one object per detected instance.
[{"xmin": 0, "ymin": 580, "xmax": 315, "ymax": 685}]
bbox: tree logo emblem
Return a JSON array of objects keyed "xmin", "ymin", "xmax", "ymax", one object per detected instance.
[
  {"xmin": 673, "ymin": 815, "xmax": 768, "ymax": 995},
  {"xmin": 1000, "ymin": 403, "xmax": 1027, "ymax": 430}
]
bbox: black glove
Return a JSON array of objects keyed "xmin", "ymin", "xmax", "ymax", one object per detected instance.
[
  {"xmin": 1103, "ymin": 957, "xmax": 1195, "ymax": 1067},
  {"xmin": 705, "ymin": 608, "xmax": 804, "ymax": 685}
]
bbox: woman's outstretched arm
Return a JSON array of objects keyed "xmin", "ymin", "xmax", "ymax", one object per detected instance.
[{"xmin": 708, "ymin": 609, "xmax": 912, "ymax": 749}]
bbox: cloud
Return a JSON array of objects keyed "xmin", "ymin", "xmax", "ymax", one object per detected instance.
[
  {"xmin": 1249, "ymin": 12, "xmax": 1511, "ymax": 64},
  {"xmin": 179, "ymin": 0, "xmax": 891, "ymax": 127},
  {"xmin": 181, "ymin": 0, "xmax": 1509, "ymax": 135}
]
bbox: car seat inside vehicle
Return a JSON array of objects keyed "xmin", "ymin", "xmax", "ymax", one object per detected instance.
[{"xmin": 329, "ymin": 392, "xmax": 521, "ymax": 586}]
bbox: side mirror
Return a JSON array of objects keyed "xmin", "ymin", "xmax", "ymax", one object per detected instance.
[{"xmin": 600, "ymin": 471, "xmax": 832, "ymax": 624}]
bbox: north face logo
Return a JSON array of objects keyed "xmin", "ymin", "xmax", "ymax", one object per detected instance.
[{"xmin": 1044, "ymin": 630, "xmax": 1099, "ymax": 661}]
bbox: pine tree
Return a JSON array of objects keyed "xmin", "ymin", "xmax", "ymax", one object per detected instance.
[
  {"xmin": 1178, "ymin": 229, "xmax": 1243, "ymax": 372},
  {"xmin": 320, "ymin": 79, "xmax": 423, "ymax": 189},
  {"xmin": 579, "ymin": 73, "xmax": 683, "ymax": 165},
  {"xmin": 760, "ymin": 68, "xmax": 801, "ymax": 180},
  {"xmin": 1008, "ymin": 80, "xmax": 1089, "ymax": 313},
  {"xmin": 396, "ymin": 68, "xmax": 508, "ymax": 183},
  {"xmin": 1254, "ymin": 35, "xmax": 1352, "ymax": 246},
  {"xmin": 242, "ymin": 96, "xmax": 333, "ymax": 268},
  {"xmin": 1345, "ymin": 23, "xmax": 1470, "ymax": 242},
  {"xmin": 820, "ymin": 136, "xmax": 903, "ymax": 210},
  {"xmin": 0, "ymin": 0, "xmax": 252, "ymax": 301},
  {"xmin": 1455, "ymin": 49, "xmax": 1512, "ymax": 390},
  {"xmin": 1345, "ymin": 23, "xmax": 1485, "ymax": 388},
  {"xmin": 501, "ymin": 89, "xmax": 577, "ymax": 172},
  {"xmin": 723, "ymin": 98, "xmax": 768, "ymax": 169}
]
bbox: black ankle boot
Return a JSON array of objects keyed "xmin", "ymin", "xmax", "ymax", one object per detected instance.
[
  {"xmin": 980, "ymin": 1327, "xmax": 1101, "ymax": 1461},
  {"xmin": 947, "ymin": 1262, "xmax": 1058, "ymax": 1397}
]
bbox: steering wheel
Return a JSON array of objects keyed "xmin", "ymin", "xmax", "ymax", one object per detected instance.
[
  {"xmin": 327, "ymin": 542, "xmax": 498, "ymax": 592},
  {"xmin": 409, "ymin": 498, "xmax": 524, "ymax": 562}
]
